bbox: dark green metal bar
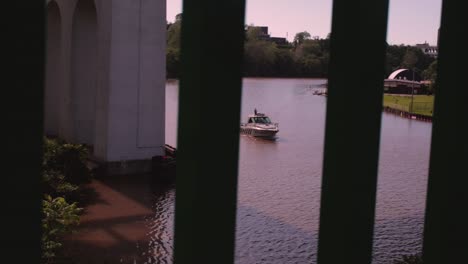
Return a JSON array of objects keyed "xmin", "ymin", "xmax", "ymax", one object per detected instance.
[
  {"xmin": 4, "ymin": 2, "xmax": 44, "ymax": 263},
  {"xmin": 422, "ymin": 1, "xmax": 468, "ymax": 263},
  {"xmin": 317, "ymin": 1, "xmax": 389, "ymax": 263},
  {"xmin": 173, "ymin": 0, "xmax": 246, "ymax": 263}
]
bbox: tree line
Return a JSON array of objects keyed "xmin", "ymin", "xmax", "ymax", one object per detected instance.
[{"xmin": 166, "ymin": 14, "xmax": 437, "ymax": 85}]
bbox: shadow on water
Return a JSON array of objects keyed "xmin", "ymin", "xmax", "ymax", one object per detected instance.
[
  {"xmin": 241, "ymin": 135, "xmax": 281, "ymax": 143},
  {"xmin": 235, "ymin": 203, "xmax": 425, "ymax": 264},
  {"xmin": 372, "ymin": 215, "xmax": 425, "ymax": 263},
  {"xmin": 59, "ymin": 173, "xmax": 175, "ymax": 264},
  {"xmin": 59, "ymin": 158, "xmax": 427, "ymax": 264},
  {"xmin": 235, "ymin": 204, "xmax": 318, "ymax": 264}
]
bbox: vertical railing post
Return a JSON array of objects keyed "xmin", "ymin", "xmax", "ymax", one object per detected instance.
[
  {"xmin": 422, "ymin": 1, "xmax": 468, "ymax": 263},
  {"xmin": 173, "ymin": 0, "xmax": 246, "ymax": 263},
  {"xmin": 317, "ymin": 0, "xmax": 389, "ymax": 263},
  {"xmin": 5, "ymin": 2, "xmax": 44, "ymax": 263}
]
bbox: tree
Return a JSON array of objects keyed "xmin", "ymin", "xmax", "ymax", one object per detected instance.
[
  {"xmin": 296, "ymin": 39, "xmax": 322, "ymax": 57},
  {"xmin": 423, "ymin": 60, "xmax": 438, "ymax": 93},
  {"xmin": 385, "ymin": 45, "xmax": 406, "ymax": 76},
  {"xmin": 401, "ymin": 49, "xmax": 419, "ymax": 69},
  {"xmin": 293, "ymin": 31, "xmax": 311, "ymax": 48},
  {"xmin": 273, "ymin": 49, "xmax": 296, "ymax": 77},
  {"xmin": 166, "ymin": 48, "xmax": 180, "ymax": 78},
  {"xmin": 297, "ymin": 55, "xmax": 321, "ymax": 76},
  {"xmin": 246, "ymin": 26, "xmax": 263, "ymax": 42},
  {"xmin": 244, "ymin": 40, "xmax": 277, "ymax": 76},
  {"xmin": 167, "ymin": 14, "xmax": 182, "ymax": 49},
  {"xmin": 166, "ymin": 14, "xmax": 182, "ymax": 78},
  {"xmin": 294, "ymin": 38, "xmax": 329, "ymax": 77}
]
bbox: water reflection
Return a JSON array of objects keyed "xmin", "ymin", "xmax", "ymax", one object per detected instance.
[{"xmin": 145, "ymin": 184, "xmax": 175, "ymax": 263}]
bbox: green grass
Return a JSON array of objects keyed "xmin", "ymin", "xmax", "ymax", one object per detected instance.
[{"xmin": 383, "ymin": 94, "xmax": 435, "ymax": 116}]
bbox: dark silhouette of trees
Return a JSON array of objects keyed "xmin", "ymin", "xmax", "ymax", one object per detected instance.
[
  {"xmin": 166, "ymin": 16, "xmax": 435, "ymax": 80},
  {"xmin": 293, "ymin": 31, "xmax": 311, "ymax": 48}
]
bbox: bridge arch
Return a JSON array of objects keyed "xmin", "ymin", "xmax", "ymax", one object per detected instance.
[
  {"xmin": 45, "ymin": 0, "xmax": 62, "ymax": 136},
  {"xmin": 71, "ymin": 0, "xmax": 98, "ymax": 145}
]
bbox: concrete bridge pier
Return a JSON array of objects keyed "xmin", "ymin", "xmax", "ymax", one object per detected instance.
[{"xmin": 45, "ymin": 0, "xmax": 166, "ymax": 175}]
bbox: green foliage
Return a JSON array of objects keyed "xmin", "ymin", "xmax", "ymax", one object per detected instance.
[
  {"xmin": 293, "ymin": 31, "xmax": 311, "ymax": 48},
  {"xmin": 244, "ymin": 40, "xmax": 278, "ymax": 76},
  {"xmin": 246, "ymin": 26, "xmax": 263, "ymax": 42},
  {"xmin": 422, "ymin": 60, "xmax": 438, "ymax": 93},
  {"xmin": 42, "ymin": 195, "xmax": 82, "ymax": 261},
  {"xmin": 43, "ymin": 137, "xmax": 92, "ymax": 185},
  {"xmin": 164, "ymin": 16, "xmax": 435, "ymax": 79},
  {"xmin": 42, "ymin": 170, "xmax": 79, "ymax": 202},
  {"xmin": 393, "ymin": 254, "xmax": 423, "ymax": 264},
  {"xmin": 167, "ymin": 16, "xmax": 181, "ymax": 49},
  {"xmin": 166, "ymin": 47, "xmax": 180, "ymax": 78},
  {"xmin": 166, "ymin": 14, "xmax": 182, "ymax": 78},
  {"xmin": 273, "ymin": 49, "xmax": 296, "ymax": 77},
  {"xmin": 385, "ymin": 45, "xmax": 435, "ymax": 78},
  {"xmin": 41, "ymin": 137, "xmax": 91, "ymax": 262},
  {"xmin": 401, "ymin": 49, "xmax": 419, "ymax": 69}
]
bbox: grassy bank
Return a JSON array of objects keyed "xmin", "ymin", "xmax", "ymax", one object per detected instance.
[{"xmin": 383, "ymin": 94, "xmax": 435, "ymax": 116}]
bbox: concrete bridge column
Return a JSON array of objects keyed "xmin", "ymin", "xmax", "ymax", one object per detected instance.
[
  {"xmin": 45, "ymin": 1, "xmax": 62, "ymax": 136},
  {"xmin": 45, "ymin": 0, "xmax": 166, "ymax": 174},
  {"xmin": 104, "ymin": 0, "xmax": 166, "ymax": 167}
]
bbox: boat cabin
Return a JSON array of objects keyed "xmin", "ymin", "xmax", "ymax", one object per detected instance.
[{"xmin": 247, "ymin": 113, "xmax": 272, "ymax": 124}]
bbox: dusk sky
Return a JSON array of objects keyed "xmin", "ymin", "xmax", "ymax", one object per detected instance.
[{"xmin": 167, "ymin": 0, "xmax": 442, "ymax": 46}]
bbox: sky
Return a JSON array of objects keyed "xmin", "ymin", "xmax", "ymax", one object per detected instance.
[{"xmin": 167, "ymin": 0, "xmax": 442, "ymax": 46}]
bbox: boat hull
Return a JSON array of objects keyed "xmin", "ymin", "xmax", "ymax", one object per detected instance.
[{"xmin": 240, "ymin": 126, "xmax": 278, "ymax": 138}]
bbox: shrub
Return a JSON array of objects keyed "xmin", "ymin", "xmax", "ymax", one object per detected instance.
[
  {"xmin": 43, "ymin": 137, "xmax": 92, "ymax": 185},
  {"xmin": 42, "ymin": 137, "xmax": 91, "ymax": 262},
  {"xmin": 42, "ymin": 170, "xmax": 79, "ymax": 202},
  {"xmin": 42, "ymin": 195, "xmax": 82, "ymax": 261}
]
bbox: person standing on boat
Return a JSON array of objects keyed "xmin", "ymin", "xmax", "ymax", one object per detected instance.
[{"xmin": 254, "ymin": 108, "xmax": 257, "ymax": 115}]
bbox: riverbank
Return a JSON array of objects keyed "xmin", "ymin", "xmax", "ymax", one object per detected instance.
[
  {"xmin": 382, "ymin": 94, "xmax": 434, "ymax": 121},
  {"xmin": 383, "ymin": 106, "xmax": 433, "ymax": 122},
  {"xmin": 383, "ymin": 94, "xmax": 434, "ymax": 117}
]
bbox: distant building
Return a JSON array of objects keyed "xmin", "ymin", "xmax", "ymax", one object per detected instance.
[
  {"xmin": 270, "ymin": 37, "xmax": 287, "ymax": 45},
  {"xmin": 246, "ymin": 26, "xmax": 288, "ymax": 46},
  {"xmin": 256, "ymin": 26, "xmax": 269, "ymax": 36},
  {"xmin": 415, "ymin": 42, "xmax": 438, "ymax": 58},
  {"xmin": 384, "ymin": 69, "xmax": 425, "ymax": 94}
]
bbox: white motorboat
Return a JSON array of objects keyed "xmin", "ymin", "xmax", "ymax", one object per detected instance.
[{"xmin": 240, "ymin": 110, "xmax": 279, "ymax": 138}]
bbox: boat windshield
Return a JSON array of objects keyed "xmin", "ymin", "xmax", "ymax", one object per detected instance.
[{"xmin": 253, "ymin": 117, "xmax": 271, "ymax": 124}]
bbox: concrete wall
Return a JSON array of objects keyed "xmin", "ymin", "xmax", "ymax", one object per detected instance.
[
  {"xmin": 45, "ymin": 0, "xmax": 166, "ymax": 164},
  {"xmin": 106, "ymin": 0, "xmax": 166, "ymax": 162},
  {"xmin": 45, "ymin": 2, "xmax": 61, "ymax": 136},
  {"xmin": 71, "ymin": 0, "xmax": 98, "ymax": 144}
]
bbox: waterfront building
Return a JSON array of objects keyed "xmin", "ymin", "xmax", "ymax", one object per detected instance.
[{"xmin": 384, "ymin": 68, "xmax": 425, "ymax": 94}]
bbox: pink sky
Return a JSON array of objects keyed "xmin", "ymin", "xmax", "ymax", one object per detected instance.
[{"xmin": 167, "ymin": 0, "xmax": 442, "ymax": 46}]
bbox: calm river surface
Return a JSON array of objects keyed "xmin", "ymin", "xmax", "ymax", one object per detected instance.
[{"xmin": 151, "ymin": 78, "xmax": 431, "ymax": 264}]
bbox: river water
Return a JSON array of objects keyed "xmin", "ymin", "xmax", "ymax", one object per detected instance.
[{"xmin": 152, "ymin": 78, "xmax": 431, "ymax": 264}]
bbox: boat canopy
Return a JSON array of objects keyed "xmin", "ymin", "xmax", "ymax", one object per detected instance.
[
  {"xmin": 248, "ymin": 112, "xmax": 267, "ymax": 118},
  {"xmin": 247, "ymin": 115, "xmax": 272, "ymax": 124}
]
